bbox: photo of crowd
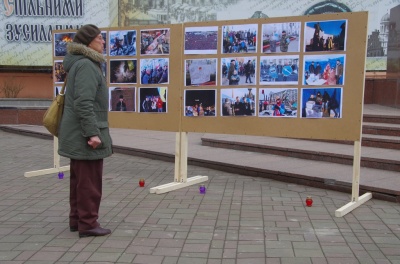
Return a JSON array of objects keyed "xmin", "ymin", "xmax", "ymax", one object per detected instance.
[
  {"xmin": 303, "ymin": 54, "xmax": 345, "ymax": 85},
  {"xmin": 54, "ymin": 33, "xmax": 75, "ymax": 57},
  {"xmin": 262, "ymin": 22, "xmax": 301, "ymax": 53},
  {"xmin": 221, "ymin": 57, "xmax": 257, "ymax": 86},
  {"xmin": 109, "ymin": 87, "xmax": 136, "ymax": 112},
  {"xmin": 185, "ymin": 59, "xmax": 217, "ymax": 86},
  {"xmin": 304, "ymin": 20, "xmax": 347, "ymax": 52},
  {"xmin": 54, "ymin": 61, "xmax": 66, "ymax": 83},
  {"xmin": 109, "ymin": 30, "xmax": 136, "ymax": 56},
  {"xmin": 184, "ymin": 26, "xmax": 218, "ymax": 54},
  {"xmin": 140, "ymin": 58, "xmax": 169, "ymax": 84},
  {"xmin": 258, "ymin": 88, "xmax": 298, "ymax": 117},
  {"xmin": 259, "ymin": 55, "xmax": 299, "ymax": 85},
  {"xmin": 140, "ymin": 28, "xmax": 170, "ymax": 55},
  {"xmin": 222, "ymin": 24, "xmax": 258, "ymax": 54},
  {"xmin": 109, "ymin": 59, "xmax": 137, "ymax": 84},
  {"xmin": 139, "ymin": 87, "xmax": 167, "ymax": 113},
  {"xmin": 184, "ymin": 89, "xmax": 216, "ymax": 117},
  {"xmin": 221, "ymin": 88, "xmax": 256, "ymax": 117},
  {"xmin": 301, "ymin": 88, "xmax": 342, "ymax": 118}
]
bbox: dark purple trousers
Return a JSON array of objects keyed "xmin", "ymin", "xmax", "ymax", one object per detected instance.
[{"xmin": 69, "ymin": 159, "xmax": 103, "ymax": 231}]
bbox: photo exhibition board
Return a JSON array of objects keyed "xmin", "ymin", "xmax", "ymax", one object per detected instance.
[
  {"xmin": 53, "ymin": 24, "xmax": 183, "ymax": 132},
  {"xmin": 52, "ymin": 12, "xmax": 367, "ymax": 141}
]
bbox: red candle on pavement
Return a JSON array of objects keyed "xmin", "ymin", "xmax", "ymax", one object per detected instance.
[
  {"xmin": 306, "ymin": 196, "xmax": 313, "ymax": 207},
  {"xmin": 139, "ymin": 178, "xmax": 145, "ymax": 187}
]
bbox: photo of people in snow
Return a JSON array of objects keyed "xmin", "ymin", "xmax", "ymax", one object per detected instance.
[
  {"xmin": 258, "ymin": 88, "xmax": 297, "ymax": 118},
  {"xmin": 109, "ymin": 30, "xmax": 136, "ymax": 56},
  {"xmin": 221, "ymin": 24, "xmax": 258, "ymax": 54}
]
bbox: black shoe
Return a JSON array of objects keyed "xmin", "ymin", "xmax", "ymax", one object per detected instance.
[
  {"xmin": 70, "ymin": 226, "xmax": 78, "ymax": 232},
  {"xmin": 79, "ymin": 227, "xmax": 111, "ymax": 238}
]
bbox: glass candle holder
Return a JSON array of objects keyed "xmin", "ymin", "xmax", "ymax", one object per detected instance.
[
  {"xmin": 139, "ymin": 178, "xmax": 145, "ymax": 187},
  {"xmin": 58, "ymin": 172, "xmax": 64, "ymax": 179},
  {"xmin": 199, "ymin": 184, "xmax": 206, "ymax": 194},
  {"xmin": 306, "ymin": 196, "xmax": 313, "ymax": 207}
]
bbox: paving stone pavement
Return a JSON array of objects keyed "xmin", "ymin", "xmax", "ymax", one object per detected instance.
[{"xmin": 0, "ymin": 130, "xmax": 400, "ymax": 264}]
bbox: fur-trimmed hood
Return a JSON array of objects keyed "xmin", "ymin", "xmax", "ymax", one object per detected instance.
[{"xmin": 63, "ymin": 42, "xmax": 105, "ymax": 72}]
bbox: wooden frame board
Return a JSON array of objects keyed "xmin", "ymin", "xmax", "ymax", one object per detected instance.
[
  {"xmin": 53, "ymin": 12, "xmax": 367, "ymax": 142},
  {"xmin": 180, "ymin": 12, "xmax": 367, "ymax": 141}
]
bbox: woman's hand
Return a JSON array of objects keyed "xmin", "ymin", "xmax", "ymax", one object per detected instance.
[{"xmin": 88, "ymin": 136, "xmax": 101, "ymax": 149}]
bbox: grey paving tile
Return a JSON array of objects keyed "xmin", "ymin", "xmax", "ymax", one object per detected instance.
[
  {"xmin": 0, "ymin": 251, "xmax": 23, "ymax": 261},
  {"xmin": 133, "ymin": 254, "xmax": 164, "ymax": 264},
  {"xmin": 153, "ymin": 247, "xmax": 181, "ymax": 256},
  {"xmin": 177, "ymin": 257, "xmax": 207, "ymax": 264},
  {"xmin": 162, "ymin": 256, "xmax": 179, "ymax": 264},
  {"xmin": 117, "ymin": 253, "xmax": 136, "ymax": 263},
  {"xmin": 281, "ymin": 258, "xmax": 312, "ymax": 264}
]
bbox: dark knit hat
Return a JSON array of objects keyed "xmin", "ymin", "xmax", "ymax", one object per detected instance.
[{"xmin": 73, "ymin": 24, "xmax": 101, "ymax": 46}]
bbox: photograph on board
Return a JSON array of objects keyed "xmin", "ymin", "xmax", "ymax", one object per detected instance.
[
  {"xmin": 184, "ymin": 26, "xmax": 218, "ymax": 54},
  {"xmin": 54, "ymin": 32, "xmax": 75, "ymax": 57},
  {"xmin": 185, "ymin": 58, "xmax": 217, "ymax": 86},
  {"xmin": 101, "ymin": 31, "xmax": 107, "ymax": 55},
  {"xmin": 139, "ymin": 87, "xmax": 167, "ymax": 113},
  {"xmin": 259, "ymin": 55, "xmax": 299, "ymax": 85},
  {"xmin": 101, "ymin": 61, "xmax": 107, "ymax": 80},
  {"xmin": 300, "ymin": 87, "xmax": 342, "ymax": 118},
  {"xmin": 303, "ymin": 54, "xmax": 345, "ymax": 86},
  {"xmin": 221, "ymin": 56, "xmax": 257, "ymax": 86},
  {"xmin": 221, "ymin": 88, "xmax": 256, "ymax": 117},
  {"xmin": 54, "ymin": 86, "xmax": 62, "ymax": 97},
  {"xmin": 109, "ymin": 30, "xmax": 136, "ymax": 56},
  {"xmin": 140, "ymin": 28, "xmax": 170, "ymax": 55},
  {"xmin": 304, "ymin": 19, "xmax": 347, "ymax": 52},
  {"xmin": 222, "ymin": 24, "xmax": 258, "ymax": 54},
  {"xmin": 140, "ymin": 58, "xmax": 169, "ymax": 84},
  {"xmin": 109, "ymin": 59, "xmax": 137, "ymax": 84},
  {"xmin": 261, "ymin": 22, "xmax": 301, "ymax": 53},
  {"xmin": 184, "ymin": 89, "xmax": 216, "ymax": 117},
  {"xmin": 258, "ymin": 88, "xmax": 298, "ymax": 117},
  {"xmin": 54, "ymin": 60, "xmax": 66, "ymax": 83},
  {"xmin": 109, "ymin": 87, "xmax": 136, "ymax": 112}
]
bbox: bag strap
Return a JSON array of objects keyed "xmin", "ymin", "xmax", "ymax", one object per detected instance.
[{"xmin": 60, "ymin": 77, "xmax": 67, "ymax": 95}]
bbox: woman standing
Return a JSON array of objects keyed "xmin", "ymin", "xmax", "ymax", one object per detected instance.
[{"xmin": 58, "ymin": 24, "xmax": 113, "ymax": 238}]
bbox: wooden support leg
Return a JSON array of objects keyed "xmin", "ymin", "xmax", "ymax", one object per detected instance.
[
  {"xmin": 24, "ymin": 136, "xmax": 70, "ymax": 178},
  {"xmin": 150, "ymin": 132, "xmax": 208, "ymax": 194},
  {"xmin": 335, "ymin": 140, "xmax": 372, "ymax": 217}
]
